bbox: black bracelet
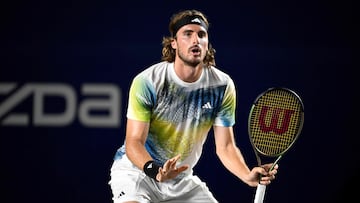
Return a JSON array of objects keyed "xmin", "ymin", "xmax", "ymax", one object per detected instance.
[{"xmin": 143, "ymin": 160, "xmax": 161, "ymax": 181}]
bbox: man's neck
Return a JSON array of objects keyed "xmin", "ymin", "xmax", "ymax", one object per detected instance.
[{"xmin": 173, "ymin": 61, "xmax": 203, "ymax": 83}]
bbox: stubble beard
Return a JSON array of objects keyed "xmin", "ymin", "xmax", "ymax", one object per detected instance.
[{"xmin": 177, "ymin": 49, "xmax": 203, "ymax": 68}]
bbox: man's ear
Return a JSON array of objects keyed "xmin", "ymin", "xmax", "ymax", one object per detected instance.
[{"xmin": 171, "ymin": 38, "xmax": 177, "ymax": 49}]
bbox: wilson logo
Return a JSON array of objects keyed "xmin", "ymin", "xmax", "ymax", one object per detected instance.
[
  {"xmin": 0, "ymin": 83, "xmax": 122, "ymax": 128},
  {"xmin": 258, "ymin": 106, "xmax": 295, "ymax": 134}
]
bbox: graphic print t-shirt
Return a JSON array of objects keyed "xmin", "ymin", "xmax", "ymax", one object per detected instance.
[{"xmin": 119, "ymin": 61, "xmax": 236, "ymax": 172}]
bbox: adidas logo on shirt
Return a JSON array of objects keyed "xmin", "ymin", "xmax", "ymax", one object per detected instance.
[{"xmin": 202, "ymin": 102, "xmax": 212, "ymax": 109}]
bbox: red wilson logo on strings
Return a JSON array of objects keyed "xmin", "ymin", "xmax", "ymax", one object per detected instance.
[{"xmin": 258, "ymin": 106, "xmax": 295, "ymax": 135}]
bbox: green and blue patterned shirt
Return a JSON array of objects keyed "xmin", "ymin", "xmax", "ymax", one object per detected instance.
[{"xmin": 115, "ymin": 61, "xmax": 236, "ymax": 173}]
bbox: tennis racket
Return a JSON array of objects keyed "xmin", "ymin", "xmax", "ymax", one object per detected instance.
[{"xmin": 248, "ymin": 87, "xmax": 304, "ymax": 203}]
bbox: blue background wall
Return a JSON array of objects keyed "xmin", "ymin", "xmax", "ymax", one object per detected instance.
[{"xmin": 1, "ymin": 0, "xmax": 355, "ymax": 202}]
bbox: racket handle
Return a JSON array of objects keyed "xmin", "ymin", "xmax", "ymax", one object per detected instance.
[{"xmin": 254, "ymin": 184, "xmax": 266, "ymax": 203}]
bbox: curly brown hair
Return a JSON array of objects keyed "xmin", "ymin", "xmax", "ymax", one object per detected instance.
[{"xmin": 161, "ymin": 10, "xmax": 216, "ymax": 67}]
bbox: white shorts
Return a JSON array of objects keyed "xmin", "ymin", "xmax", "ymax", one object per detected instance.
[{"xmin": 108, "ymin": 154, "xmax": 218, "ymax": 203}]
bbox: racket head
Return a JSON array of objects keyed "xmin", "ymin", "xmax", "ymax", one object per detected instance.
[{"xmin": 248, "ymin": 87, "xmax": 304, "ymax": 157}]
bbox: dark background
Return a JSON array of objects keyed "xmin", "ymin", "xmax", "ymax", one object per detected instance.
[{"xmin": 1, "ymin": 0, "xmax": 355, "ymax": 202}]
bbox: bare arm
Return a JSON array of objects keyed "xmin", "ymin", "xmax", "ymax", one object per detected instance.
[
  {"xmin": 213, "ymin": 126, "xmax": 278, "ymax": 187},
  {"xmin": 124, "ymin": 118, "xmax": 153, "ymax": 170},
  {"xmin": 125, "ymin": 118, "xmax": 189, "ymax": 181}
]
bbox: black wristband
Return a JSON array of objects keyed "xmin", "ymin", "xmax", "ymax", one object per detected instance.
[{"xmin": 143, "ymin": 160, "xmax": 161, "ymax": 181}]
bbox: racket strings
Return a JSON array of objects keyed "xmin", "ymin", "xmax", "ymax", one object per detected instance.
[{"xmin": 250, "ymin": 89, "xmax": 303, "ymax": 156}]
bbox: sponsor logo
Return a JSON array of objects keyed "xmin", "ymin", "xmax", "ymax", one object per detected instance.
[
  {"xmin": 258, "ymin": 106, "xmax": 295, "ymax": 135},
  {"xmin": 191, "ymin": 18, "xmax": 202, "ymax": 24},
  {"xmin": 0, "ymin": 83, "xmax": 122, "ymax": 128},
  {"xmin": 202, "ymin": 102, "xmax": 212, "ymax": 109}
]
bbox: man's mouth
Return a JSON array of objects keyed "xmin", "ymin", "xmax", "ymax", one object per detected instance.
[{"xmin": 190, "ymin": 47, "xmax": 201, "ymax": 56}]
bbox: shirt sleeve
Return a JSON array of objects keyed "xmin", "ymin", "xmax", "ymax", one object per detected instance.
[
  {"xmin": 213, "ymin": 77, "xmax": 236, "ymax": 127},
  {"xmin": 126, "ymin": 75, "xmax": 155, "ymax": 122}
]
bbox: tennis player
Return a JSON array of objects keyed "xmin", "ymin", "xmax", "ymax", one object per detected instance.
[{"xmin": 109, "ymin": 9, "xmax": 278, "ymax": 203}]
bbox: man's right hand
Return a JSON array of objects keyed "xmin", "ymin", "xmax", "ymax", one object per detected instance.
[{"xmin": 156, "ymin": 154, "xmax": 189, "ymax": 182}]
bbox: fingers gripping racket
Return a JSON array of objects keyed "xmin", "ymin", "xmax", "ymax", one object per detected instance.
[{"xmin": 248, "ymin": 87, "xmax": 304, "ymax": 203}]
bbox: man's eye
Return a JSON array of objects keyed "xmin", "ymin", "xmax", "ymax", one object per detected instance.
[{"xmin": 198, "ymin": 32, "xmax": 206, "ymax": 38}]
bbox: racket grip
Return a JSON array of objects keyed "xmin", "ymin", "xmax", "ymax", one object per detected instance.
[{"xmin": 254, "ymin": 184, "xmax": 266, "ymax": 203}]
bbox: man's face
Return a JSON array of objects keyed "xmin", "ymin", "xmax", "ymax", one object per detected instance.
[{"xmin": 172, "ymin": 24, "xmax": 209, "ymax": 67}]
